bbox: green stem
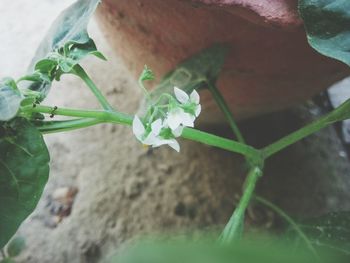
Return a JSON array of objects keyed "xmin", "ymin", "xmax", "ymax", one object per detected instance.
[
  {"xmin": 262, "ymin": 114, "xmax": 329, "ymax": 158},
  {"xmin": 207, "ymin": 82, "xmax": 245, "ymax": 144},
  {"xmin": 138, "ymin": 78, "xmax": 151, "ymax": 101},
  {"xmin": 182, "ymin": 128, "xmax": 259, "ymax": 159},
  {"xmin": 23, "ymin": 105, "xmax": 131, "ymax": 125},
  {"xmin": 35, "ymin": 118, "xmax": 103, "ymax": 134},
  {"xmin": 220, "ymin": 166, "xmax": 263, "ymax": 243},
  {"xmin": 253, "ymin": 196, "xmax": 319, "ymax": 259},
  {"xmin": 22, "ymin": 105, "xmax": 261, "ymax": 158},
  {"xmin": 73, "ymin": 64, "xmax": 114, "ymax": 111}
]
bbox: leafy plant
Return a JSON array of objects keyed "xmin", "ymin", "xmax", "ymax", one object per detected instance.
[
  {"xmin": 0, "ymin": 119, "xmax": 49, "ymax": 249},
  {"xmin": 299, "ymin": 0, "xmax": 350, "ymax": 66},
  {"xmin": 1, "ymin": 0, "xmax": 350, "ymax": 262}
]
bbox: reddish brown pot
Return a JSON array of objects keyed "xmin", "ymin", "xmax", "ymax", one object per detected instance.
[{"xmin": 96, "ymin": 0, "xmax": 348, "ymax": 122}]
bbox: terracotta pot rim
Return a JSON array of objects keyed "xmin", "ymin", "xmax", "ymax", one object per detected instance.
[{"xmin": 182, "ymin": 0, "xmax": 302, "ymax": 29}]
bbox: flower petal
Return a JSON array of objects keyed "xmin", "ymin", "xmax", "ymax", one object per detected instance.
[
  {"xmin": 195, "ymin": 104, "xmax": 201, "ymax": 117},
  {"xmin": 152, "ymin": 138, "xmax": 173, "ymax": 147},
  {"xmin": 166, "ymin": 110, "xmax": 182, "ymax": 130},
  {"xmin": 190, "ymin": 89, "xmax": 200, "ymax": 104},
  {"xmin": 180, "ymin": 112, "xmax": 195, "ymax": 127},
  {"xmin": 172, "ymin": 125, "xmax": 184, "ymax": 137},
  {"xmin": 143, "ymin": 133, "xmax": 159, "ymax": 145},
  {"xmin": 168, "ymin": 139, "xmax": 180, "ymax": 152},
  {"xmin": 151, "ymin": 118, "xmax": 163, "ymax": 135},
  {"xmin": 174, "ymin": 87, "xmax": 189, "ymax": 104},
  {"xmin": 132, "ymin": 115, "xmax": 145, "ymax": 140}
]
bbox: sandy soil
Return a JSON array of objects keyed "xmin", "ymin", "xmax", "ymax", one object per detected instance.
[{"xmin": 1, "ymin": 1, "xmax": 350, "ymax": 263}]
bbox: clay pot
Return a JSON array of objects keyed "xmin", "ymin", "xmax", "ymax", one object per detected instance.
[{"xmin": 96, "ymin": 0, "xmax": 348, "ymax": 122}]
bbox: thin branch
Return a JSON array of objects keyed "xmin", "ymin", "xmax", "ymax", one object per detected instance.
[
  {"xmin": 253, "ymin": 195, "xmax": 319, "ymax": 260},
  {"xmin": 73, "ymin": 64, "xmax": 114, "ymax": 111},
  {"xmin": 206, "ymin": 82, "xmax": 245, "ymax": 144}
]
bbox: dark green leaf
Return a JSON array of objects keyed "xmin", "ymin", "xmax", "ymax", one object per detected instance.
[
  {"xmin": 25, "ymin": 0, "xmax": 102, "ymax": 96},
  {"xmin": 0, "ymin": 78, "xmax": 22, "ymax": 121},
  {"xmin": 299, "ymin": 0, "xmax": 350, "ymax": 66},
  {"xmin": 294, "ymin": 212, "xmax": 350, "ymax": 259},
  {"xmin": 34, "ymin": 59, "xmax": 58, "ymax": 74},
  {"xmin": 18, "ymin": 72, "xmax": 51, "ymax": 84},
  {"xmin": 0, "ymin": 118, "xmax": 50, "ymax": 249},
  {"xmin": 58, "ymin": 39, "xmax": 107, "ymax": 73},
  {"xmin": 6, "ymin": 236, "xmax": 25, "ymax": 257},
  {"xmin": 63, "ymin": 39, "xmax": 107, "ymax": 63}
]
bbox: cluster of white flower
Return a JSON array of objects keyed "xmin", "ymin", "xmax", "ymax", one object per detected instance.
[{"xmin": 133, "ymin": 87, "xmax": 201, "ymax": 152}]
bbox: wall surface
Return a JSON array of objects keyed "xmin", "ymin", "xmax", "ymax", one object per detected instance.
[{"xmin": 1, "ymin": 1, "xmax": 350, "ymax": 263}]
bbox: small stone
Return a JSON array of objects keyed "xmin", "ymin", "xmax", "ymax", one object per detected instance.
[
  {"xmin": 52, "ymin": 186, "xmax": 78, "ymax": 205},
  {"xmin": 174, "ymin": 202, "xmax": 186, "ymax": 217},
  {"xmin": 48, "ymin": 186, "xmax": 79, "ymax": 223}
]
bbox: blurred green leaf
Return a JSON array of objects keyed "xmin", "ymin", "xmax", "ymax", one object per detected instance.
[
  {"xmin": 150, "ymin": 44, "xmax": 228, "ymax": 99},
  {"xmin": 0, "ymin": 258, "xmax": 15, "ymax": 263},
  {"xmin": 0, "ymin": 118, "xmax": 50, "ymax": 249},
  {"xmin": 299, "ymin": 0, "xmax": 350, "ymax": 66},
  {"xmin": 111, "ymin": 236, "xmax": 319, "ymax": 263}
]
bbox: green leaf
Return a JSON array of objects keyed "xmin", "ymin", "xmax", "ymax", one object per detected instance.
[
  {"xmin": 299, "ymin": 0, "xmax": 350, "ymax": 66},
  {"xmin": 149, "ymin": 44, "xmax": 229, "ymax": 100},
  {"xmin": 113, "ymin": 236, "xmax": 317, "ymax": 263},
  {"xmin": 0, "ymin": 118, "xmax": 50, "ymax": 249},
  {"xmin": 0, "ymin": 78, "xmax": 22, "ymax": 121},
  {"xmin": 24, "ymin": 0, "xmax": 102, "ymax": 96},
  {"xmin": 34, "ymin": 59, "xmax": 58, "ymax": 74},
  {"xmin": 58, "ymin": 39, "xmax": 107, "ymax": 73},
  {"xmin": 296, "ymin": 212, "xmax": 350, "ymax": 258},
  {"xmin": 18, "ymin": 72, "xmax": 51, "ymax": 84},
  {"xmin": 6, "ymin": 236, "xmax": 25, "ymax": 257},
  {"xmin": 30, "ymin": 0, "xmax": 101, "ymax": 65},
  {"xmin": 139, "ymin": 65, "xmax": 155, "ymax": 82}
]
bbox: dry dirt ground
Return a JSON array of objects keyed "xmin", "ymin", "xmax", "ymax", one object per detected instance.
[{"xmin": 1, "ymin": 1, "xmax": 350, "ymax": 263}]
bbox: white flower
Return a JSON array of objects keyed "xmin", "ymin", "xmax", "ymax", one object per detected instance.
[
  {"xmin": 174, "ymin": 87, "xmax": 201, "ymax": 117},
  {"xmin": 152, "ymin": 137, "xmax": 180, "ymax": 152},
  {"xmin": 172, "ymin": 125, "xmax": 184, "ymax": 137},
  {"xmin": 133, "ymin": 115, "xmax": 160, "ymax": 145},
  {"xmin": 132, "ymin": 87, "xmax": 202, "ymax": 152},
  {"xmin": 132, "ymin": 115, "xmax": 180, "ymax": 152},
  {"xmin": 165, "ymin": 87, "xmax": 201, "ymax": 132},
  {"xmin": 166, "ymin": 107, "xmax": 195, "ymax": 130}
]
